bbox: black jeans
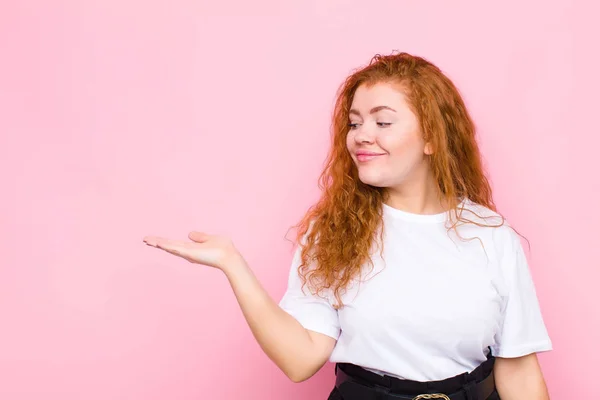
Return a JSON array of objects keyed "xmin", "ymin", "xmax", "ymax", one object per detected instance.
[{"xmin": 327, "ymin": 352, "xmax": 499, "ymax": 400}]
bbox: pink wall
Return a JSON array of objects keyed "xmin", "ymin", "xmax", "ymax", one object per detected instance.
[{"xmin": 1, "ymin": 1, "xmax": 597, "ymax": 399}]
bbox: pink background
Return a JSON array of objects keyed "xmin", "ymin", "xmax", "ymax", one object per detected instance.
[{"xmin": 1, "ymin": 1, "xmax": 598, "ymax": 399}]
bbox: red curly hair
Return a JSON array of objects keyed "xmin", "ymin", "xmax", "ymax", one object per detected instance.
[{"xmin": 294, "ymin": 52, "xmax": 501, "ymax": 308}]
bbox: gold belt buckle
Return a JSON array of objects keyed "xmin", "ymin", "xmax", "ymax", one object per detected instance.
[{"xmin": 412, "ymin": 395, "xmax": 451, "ymax": 400}]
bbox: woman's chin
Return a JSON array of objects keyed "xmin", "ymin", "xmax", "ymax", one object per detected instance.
[{"xmin": 357, "ymin": 173, "xmax": 388, "ymax": 188}]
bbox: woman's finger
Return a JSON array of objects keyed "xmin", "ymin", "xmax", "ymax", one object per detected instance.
[
  {"xmin": 152, "ymin": 238, "xmax": 196, "ymax": 261},
  {"xmin": 143, "ymin": 236, "xmax": 159, "ymax": 246},
  {"xmin": 156, "ymin": 242, "xmax": 187, "ymax": 258},
  {"xmin": 144, "ymin": 237, "xmax": 185, "ymax": 252},
  {"xmin": 188, "ymin": 231, "xmax": 209, "ymax": 243}
]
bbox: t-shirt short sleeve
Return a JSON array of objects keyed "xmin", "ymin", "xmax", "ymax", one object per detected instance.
[
  {"xmin": 279, "ymin": 245, "xmax": 341, "ymax": 340},
  {"xmin": 492, "ymin": 228, "xmax": 553, "ymax": 358}
]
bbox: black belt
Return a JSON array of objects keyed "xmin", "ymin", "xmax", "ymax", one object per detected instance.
[{"xmin": 335, "ymin": 365, "xmax": 496, "ymax": 400}]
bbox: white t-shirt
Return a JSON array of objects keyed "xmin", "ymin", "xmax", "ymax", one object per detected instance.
[{"xmin": 279, "ymin": 200, "xmax": 552, "ymax": 382}]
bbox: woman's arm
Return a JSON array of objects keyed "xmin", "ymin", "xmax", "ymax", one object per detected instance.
[
  {"xmin": 144, "ymin": 232, "xmax": 336, "ymax": 382},
  {"xmin": 494, "ymin": 353, "xmax": 550, "ymax": 399},
  {"xmin": 224, "ymin": 254, "xmax": 336, "ymax": 382}
]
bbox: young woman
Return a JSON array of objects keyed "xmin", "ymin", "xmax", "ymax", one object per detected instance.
[{"xmin": 144, "ymin": 52, "xmax": 552, "ymax": 399}]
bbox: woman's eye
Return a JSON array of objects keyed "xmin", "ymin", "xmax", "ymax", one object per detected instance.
[
  {"xmin": 348, "ymin": 123, "xmax": 360, "ymax": 129},
  {"xmin": 377, "ymin": 122, "xmax": 392, "ymax": 127}
]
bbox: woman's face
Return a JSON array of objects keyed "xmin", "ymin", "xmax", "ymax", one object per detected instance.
[{"xmin": 346, "ymin": 82, "xmax": 432, "ymax": 189}]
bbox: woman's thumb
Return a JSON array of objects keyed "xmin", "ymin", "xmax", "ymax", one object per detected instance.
[{"xmin": 188, "ymin": 231, "xmax": 209, "ymax": 243}]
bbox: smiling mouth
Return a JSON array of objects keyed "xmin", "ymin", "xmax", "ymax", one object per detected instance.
[{"xmin": 356, "ymin": 153, "xmax": 386, "ymax": 162}]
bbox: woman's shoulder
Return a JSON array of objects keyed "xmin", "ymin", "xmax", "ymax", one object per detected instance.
[
  {"xmin": 458, "ymin": 199, "xmax": 504, "ymax": 226},
  {"xmin": 457, "ymin": 199, "xmax": 521, "ymax": 248}
]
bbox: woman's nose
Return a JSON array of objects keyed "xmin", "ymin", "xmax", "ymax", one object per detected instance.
[{"xmin": 354, "ymin": 126, "xmax": 375, "ymax": 144}]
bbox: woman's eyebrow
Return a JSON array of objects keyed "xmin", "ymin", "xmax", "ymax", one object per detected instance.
[{"xmin": 349, "ymin": 105, "xmax": 397, "ymax": 116}]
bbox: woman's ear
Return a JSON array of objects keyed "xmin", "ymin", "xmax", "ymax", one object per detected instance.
[{"xmin": 424, "ymin": 142, "xmax": 434, "ymax": 155}]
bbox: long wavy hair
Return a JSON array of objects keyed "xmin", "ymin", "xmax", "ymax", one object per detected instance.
[{"xmin": 294, "ymin": 52, "xmax": 502, "ymax": 308}]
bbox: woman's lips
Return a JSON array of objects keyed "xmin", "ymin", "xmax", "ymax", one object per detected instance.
[{"xmin": 356, "ymin": 151, "xmax": 386, "ymax": 162}]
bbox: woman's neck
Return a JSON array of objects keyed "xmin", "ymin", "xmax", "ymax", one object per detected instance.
[{"xmin": 383, "ymin": 173, "xmax": 447, "ymax": 215}]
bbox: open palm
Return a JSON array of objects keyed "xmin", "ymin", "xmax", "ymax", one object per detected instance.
[{"xmin": 143, "ymin": 231, "xmax": 238, "ymax": 270}]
